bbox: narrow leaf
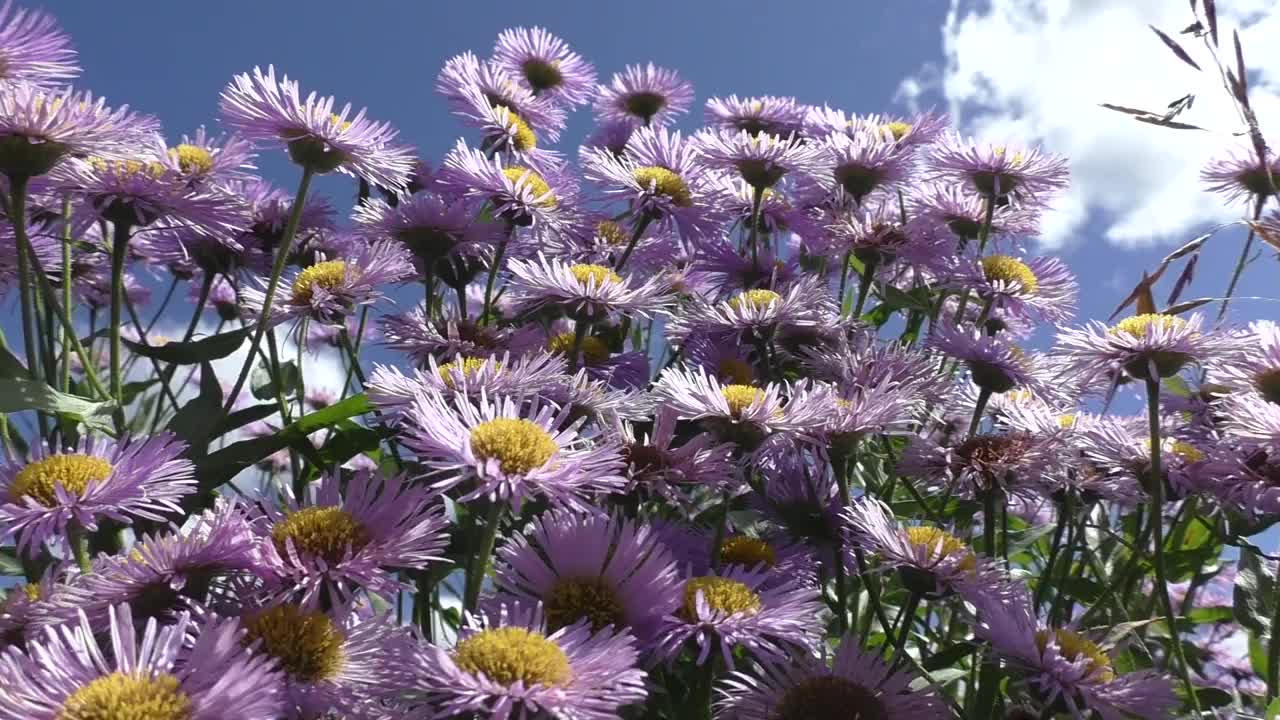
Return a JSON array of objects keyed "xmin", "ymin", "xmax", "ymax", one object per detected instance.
[
  {"xmin": 1134, "ymin": 116, "xmax": 1206, "ymax": 131},
  {"xmin": 0, "ymin": 378, "xmax": 116, "ymax": 433},
  {"xmin": 1234, "ymin": 30, "xmax": 1248, "ymax": 98},
  {"xmin": 1166, "ymin": 253, "xmax": 1199, "ymax": 306},
  {"xmin": 1100, "ymin": 102, "xmax": 1156, "ymax": 117},
  {"xmin": 1205, "ymin": 0, "xmax": 1218, "ymax": 45},
  {"xmin": 1164, "ymin": 297, "xmax": 1213, "ymax": 315},
  {"xmin": 1150, "ymin": 25, "xmax": 1202, "ymax": 70},
  {"xmin": 1233, "ymin": 545, "xmax": 1275, "ymax": 635},
  {"xmin": 1162, "ymin": 232, "xmax": 1213, "ymax": 263},
  {"xmin": 1136, "ymin": 273, "xmax": 1158, "ymax": 315},
  {"xmin": 165, "ymin": 362, "xmax": 224, "ymax": 456},
  {"xmin": 122, "ymin": 327, "xmax": 250, "ymax": 365}
]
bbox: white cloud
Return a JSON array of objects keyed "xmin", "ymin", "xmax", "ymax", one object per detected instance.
[{"xmin": 900, "ymin": 0, "xmax": 1280, "ymax": 249}]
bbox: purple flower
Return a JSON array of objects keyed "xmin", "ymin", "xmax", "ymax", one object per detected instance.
[
  {"xmin": 929, "ymin": 323, "xmax": 1038, "ymax": 394},
  {"xmin": 352, "ymin": 191, "xmax": 497, "ymax": 269},
  {"xmin": 616, "ymin": 408, "xmax": 737, "ymax": 504},
  {"xmin": 705, "ymin": 95, "xmax": 807, "ymax": 137},
  {"xmin": 493, "ymin": 27, "xmax": 598, "ymax": 107},
  {"xmin": 1077, "ymin": 414, "xmax": 1207, "ymax": 499},
  {"xmin": 950, "ymin": 252, "xmax": 1078, "ymax": 326},
  {"xmin": 912, "ymin": 184, "xmax": 1040, "ymax": 242},
  {"xmin": 899, "ymin": 429, "xmax": 1056, "ymax": 501},
  {"xmin": 507, "ymin": 254, "xmax": 668, "ymax": 323},
  {"xmin": 0, "ymin": 604, "xmax": 284, "ymax": 720},
  {"xmin": 440, "ymin": 139, "xmax": 579, "ymax": 233},
  {"xmin": 161, "ymin": 126, "xmax": 256, "ymax": 186},
  {"xmin": 1201, "ymin": 146, "xmax": 1280, "ymax": 205},
  {"xmin": 807, "ymin": 128, "xmax": 917, "ymax": 205},
  {"xmin": 400, "ymin": 390, "xmax": 626, "ymax": 511},
  {"xmin": 717, "ymin": 633, "xmax": 950, "ymax": 720},
  {"xmin": 0, "ymin": 84, "xmax": 148, "ymax": 177},
  {"xmin": 401, "ymin": 601, "xmax": 647, "ymax": 719},
  {"xmin": 666, "ymin": 277, "xmax": 837, "ymax": 343},
  {"xmin": 436, "ymin": 50, "xmax": 567, "ymax": 146},
  {"xmin": 490, "ymin": 509, "xmax": 681, "ymax": 649},
  {"xmin": 367, "ymin": 350, "xmax": 566, "ymax": 414},
  {"xmin": 231, "ymin": 175, "xmax": 336, "ymax": 255},
  {"xmin": 654, "ymin": 567, "xmax": 824, "ymax": 667},
  {"xmin": 581, "ymin": 125, "xmax": 727, "ymax": 241},
  {"xmin": 821, "ymin": 202, "xmax": 951, "ymax": 269},
  {"xmin": 0, "ymin": 433, "xmax": 195, "ymax": 555},
  {"xmin": 219, "ymin": 65, "xmax": 415, "ymax": 188},
  {"xmin": 1210, "ymin": 320, "xmax": 1280, "ymax": 404},
  {"xmin": 0, "ymin": 1, "xmax": 78, "ymax": 88},
  {"xmin": 242, "ymin": 238, "xmax": 413, "ymax": 327},
  {"xmin": 651, "ymin": 366, "xmax": 831, "ymax": 449},
  {"xmin": 594, "ymin": 62, "xmax": 693, "ymax": 128},
  {"xmin": 974, "ymin": 589, "xmax": 1177, "ymax": 719},
  {"xmin": 930, "ymin": 134, "xmax": 1070, "ymax": 205},
  {"xmin": 253, "ymin": 470, "xmax": 447, "ymax": 607},
  {"xmin": 695, "ymin": 129, "xmax": 824, "ymax": 190},
  {"xmin": 1201, "ymin": 444, "xmax": 1280, "ymax": 517},
  {"xmin": 1223, "ymin": 391, "xmax": 1280, "ymax": 449},
  {"xmin": 1055, "ymin": 313, "xmax": 1222, "ymax": 383},
  {"xmin": 378, "ymin": 302, "xmax": 542, "ymax": 366}
]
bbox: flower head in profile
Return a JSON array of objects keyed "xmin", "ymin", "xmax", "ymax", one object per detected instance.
[
  {"xmin": 254, "ymin": 470, "xmax": 448, "ymax": 607},
  {"xmin": 0, "ymin": 433, "xmax": 195, "ymax": 555},
  {"xmin": 436, "ymin": 50, "xmax": 567, "ymax": 148},
  {"xmin": 401, "ymin": 390, "xmax": 626, "ymax": 511},
  {"xmin": 507, "ymin": 254, "xmax": 669, "ymax": 323},
  {"xmin": 493, "ymin": 26, "xmax": 598, "ymax": 107},
  {"xmin": 666, "ymin": 278, "xmax": 836, "ymax": 343},
  {"xmin": 0, "ymin": 1, "xmax": 78, "ymax": 88},
  {"xmin": 705, "ymin": 95, "xmax": 807, "ymax": 137},
  {"xmin": 581, "ymin": 125, "xmax": 727, "ymax": 240},
  {"xmin": 652, "ymin": 366, "xmax": 831, "ymax": 450},
  {"xmin": 1056, "ymin": 312, "xmax": 1221, "ymax": 383},
  {"xmin": 821, "ymin": 202, "xmax": 951, "ymax": 270},
  {"xmin": 367, "ymin": 351, "xmax": 565, "ymax": 415},
  {"xmin": 0, "ymin": 604, "xmax": 284, "ymax": 720},
  {"xmin": 242, "ymin": 238, "xmax": 413, "ymax": 326},
  {"xmin": 930, "ymin": 134, "xmax": 1069, "ymax": 205},
  {"xmin": 717, "ymin": 633, "xmax": 950, "ymax": 720},
  {"xmin": 807, "ymin": 128, "xmax": 916, "ymax": 205},
  {"xmin": 952, "ymin": 252, "xmax": 1078, "ymax": 326},
  {"xmin": 440, "ymin": 139, "xmax": 579, "ymax": 232},
  {"xmin": 1201, "ymin": 146, "xmax": 1280, "ymax": 205},
  {"xmin": 1078, "ymin": 414, "xmax": 1208, "ymax": 499},
  {"xmin": 352, "ymin": 191, "xmax": 497, "ymax": 269},
  {"xmin": 1210, "ymin": 320, "xmax": 1280, "ymax": 404},
  {"xmin": 616, "ymin": 408, "xmax": 738, "ymax": 504},
  {"xmin": 654, "ymin": 567, "xmax": 824, "ymax": 667},
  {"xmin": 379, "ymin": 303, "xmax": 542, "ymax": 366},
  {"xmin": 695, "ymin": 129, "xmax": 824, "ymax": 191},
  {"xmin": 899, "ymin": 429, "xmax": 1055, "ymax": 501},
  {"xmin": 219, "ymin": 65, "xmax": 415, "ymax": 189},
  {"xmin": 912, "ymin": 184, "xmax": 1039, "ymax": 242},
  {"xmin": 0, "ymin": 84, "xmax": 150, "ymax": 177},
  {"xmin": 594, "ymin": 62, "xmax": 693, "ymax": 128},
  {"xmin": 160, "ymin": 126, "xmax": 256, "ymax": 186},
  {"xmin": 929, "ymin": 323, "xmax": 1039, "ymax": 395},
  {"xmin": 401, "ymin": 601, "xmax": 647, "ymax": 720}
]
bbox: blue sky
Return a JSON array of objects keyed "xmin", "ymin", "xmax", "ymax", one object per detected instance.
[{"xmin": 36, "ymin": 0, "xmax": 1280, "ymax": 360}]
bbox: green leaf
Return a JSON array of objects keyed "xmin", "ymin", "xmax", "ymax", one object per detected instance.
[
  {"xmin": 210, "ymin": 403, "xmax": 278, "ymax": 439},
  {"xmin": 252, "ymin": 360, "xmax": 300, "ymax": 401},
  {"xmin": 165, "ymin": 362, "xmax": 224, "ymax": 456},
  {"xmin": 1252, "ymin": 632, "xmax": 1270, "ymax": 680},
  {"xmin": 877, "ymin": 283, "xmax": 933, "ymax": 312},
  {"xmin": 1266, "ymin": 697, "xmax": 1280, "ymax": 720},
  {"xmin": 121, "ymin": 327, "xmax": 250, "ymax": 365},
  {"xmin": 0, "ymin": 548, "xmax": 23, "ymax": 575},
  {"xmin": 315, "ymin": 420, "xmax": 384, "ymax": 467},
  {"xmin": 0, "ymin": 346, "xmax": 27, "ymax": 378},
  {"xmin": 121, "ymin": 379, "xmax": 159, "ymax": 405},
  {"xmin": 1235, "ymin": 545, "xmax": 1276, "ymax": 635},
  {"xmin": 0, "ymin": 378, "xmax": 115, "ymax": 433},
  {"xmin": 922, "ymin": 641, "xmax": 977, "ymax": 671},
  {"xmin": 1187, "ymin": 606, "xmax": 1235, "ymax": 625}
]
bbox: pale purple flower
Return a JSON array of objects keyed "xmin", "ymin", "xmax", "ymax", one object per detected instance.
[
  {"xmin": 1201, "ymin": 146, "xmax": 1280, "ymax": 204},
  {"xmin": 352, "ymin": 192, "xmax": 497, "ymax": 267},
  {"xmin": 912, "ymin": 184, "xmax": 1040, "ymax": 242},
  {"xmin": 0, "ymin": 84, "xmax": 148, "ymax": 177},
  {"xmin": 951, "ymin": 252, "xmax": 1078, "ymax": 326},
  {"xmin": 1223, "ymin": 392, "xmax": 1280, "ymax": 449},
  {"xmin": 666, "ymin": 277, "xmax": 837, "ymax": 343},
  {"xmin": 930, "ymin": 134, "xmax": 1070, "ymax": 205},
  {"xmin": 436, "ymin": 50, "xmax": 567, "ymax": 144},
  {"xmin": 507, "ymin": 254, "xmax": 669, "ymax": 322},
  {"xmin": 616, "ymin": 407, "xmax": 738, "ymax": 504},
  {"xmin": 367, "ymin": 350, "xmax": 566, "ymax": 415},
  {"xmin": 439, "ymin": 139, "xmax": 579, "ymax": 232},
  {"xmin": 1210, "ymin": 320, "xmax": 1280, "ymax": 404},
  {"xmin": 929, "ymin": 323, "xmax": 1038, "ymax": 394},
  {"xmin": 1078, "ymin": 414, "xmax": 1207, "ymax": 499},
  {"xmin": 161, "ymin": 126, "xmax": 256, "ymax": 186},
  {"xmin": 0, "ymin": 1, "xmax": 78, "ymax": 88},
  {"xmin": 379, "ymin": 303, "xmax": 542, "ymax": 366},
  {"xmin": 807, "ymin": 128, "xmax": 916, "ymax": 205},
  {"xmin": 594, "ymin": 62, "xmax": 693, "ymax": 128},
  {"xmin": 493, "ymin": 27, "xmax": 598, "ymax": 107},
  {"xmin": 695, "ymin": 129, "xmax": 824, "ymax": 190},
  {"xmin": 899, "ymin": 429, "xmax": 1055, "ymax": 500},
  {"xmin": 1056, "ymin": 313, "xmax": 1222, "ymax": 383},
  {"xmin": 705, "ymin": 95, "xmax": 807, "ymax": 137}
]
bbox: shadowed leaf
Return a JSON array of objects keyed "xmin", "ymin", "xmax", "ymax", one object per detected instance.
[
  {"xmin": 1165, "ymin": 297, "xmax": 1214, "ymax": 315},
  {"xmin": 1205, "ymin": 0, "xmax": 1218, "ymax": 45},
  {"xmin": 122, "ymin": 327, "xmax": 251, "ymax": 365},
  {"xmin": 1166, "ymin": 254, "xmax": 1199, "ymax": 306},
  {"xmin": 1150, "ymin": 25, "xmax": 1202, "ymax": 70}
]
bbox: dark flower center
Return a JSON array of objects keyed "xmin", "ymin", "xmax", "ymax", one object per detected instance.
[
  {"xmin": 521, "ymin": 58, "xmax": 564, "ymax": 91},
  {"xmin": 623, "ymin": 91, "xmax": 666, "ymax": 122},
  {"xmin": 772, "ymin": 675, "xmax": 889, "ymax": 720},
  {"xmin": 545, "ymin": 577, "xmax": 625, "ymax": 632}
]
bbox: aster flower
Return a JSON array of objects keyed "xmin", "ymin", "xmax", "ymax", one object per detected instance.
[
  {"xmin": 1000, "ymin": 400, "xmax": 1143, "ymax": 505},
  {"xmin": 507, "ymin": 254, "xmax": 669, "ymax": 322},
  {"xmin": 658, "ymin": 522, "xmax": 819, "ymax": 590},
  {"xmin": 1056, "ymin": 312, "xmax": 1220, "ymax": 383},
  {"xmin": 230, "ymin": 175, "xmax": 336, "ymax": 256},
  {"xmin": 219, "ymin": 64, "xmax": 415, "ymax": 188},
  {"xmin": 436, "ymin": 51, "xmax": 567, "ymax": 145},
  {"xmin": 402, "ymin": 601, "xmax": 647, "ymax": 719},
  {"xmin": 253, "ymin": 469, "xmax": 448, "ymax": 606},
  {"xmin": 379, "ymin": 302, "xmax": 542, "ymax": 366},
  {"xmin": 585, "ymin": 118, "xmax": 636, "ymax": 156},
  {"xmin": 581, "ymin": 125, "xmax": 727, "ymax": 241},
  {"xmin": 367, "ymin": 350, "xmax": 566, "ymax": 414},
  {"xmin": 807, "ymin": 128, "xmax": 916, "ymax": 205},
  {"xmin": 930, "ymin": 134, "xmax": 1070, "ymax": 204},
  {"xmin": 440, "ymin": 139, "xmax": 579, "ymax": 231},
  {"xmin": 1199, "ymin": 443, "xmax": 1280, "ymax": 517},
  {"xmin": 594, "ymin": 62, "xmax": 693, "ymax": 128},
  {"xmin": 974, "ymin": 589, "xmax": 1177, "ymax": 719},
  {"xmin": 493, "ymin": 27, "xmax": 597, "ymax": 107},
  {"xmin": 0, "ymin": 433, "xmax": 195, "ymax": 555},
  {"xmin": 161, "ymin": 126, "xmax": 256, "ymax": 186},
  {"xmin": 899, "ymin": 429, "xmax": 1055, "ymax": 501},
  {"xmin": 821, "ymin": 202, "xmax": 950, "ymax": 270},
  {"xmin": 0, "ymin": 1, "xmax": 78, "ymax": 88},
  {"xmin": 846, "ymin": 110, "xmax": 950, "ymax": 149},
  {"xmin": 401, "ymin": 390, "xmax": 626, "ymax": 511},
  {"xmin": 616, "ymin": 407, "xmax": 737, "ymax": 503},
  {"xmin": 654, "ymin": 567, "xmax": 824, "ymax": 667},
  {"xmin": 951, "ymin": 252, "xmax": 1078, "ymax": 326},
  {"xmin": 0, "ymin": 604, "xmax": 284, "ymax": 720},
  {"xmin": 0, "ymin": 567, "xmax": 62, "ymax": 648},
  {"xmin": 912, "ymin": 184, "xmax": 1040, "ymax": 242},
  {"xmin": 0, "ymin": 84, "xmax": 148, "ymax": 177},
  {"xmin": 651, "ymin": 365, "xmax": 831, "ymax": 449},
  {"xmin": 352, "ymin": 191, "xmax": 497, "ymax": 270},
  {"xmin": 1210, "ymin": 320, "xmax": 1280, "ymax": 404},
  {"xmin": 1201, "ymin": 146, "xmax": 1280, "ymax": 205},
  {"xmin": 722, "ymin": 181, "xmax": 824, "ymax": 245},
  {"xmin": 821, "ymin": 378, "xmax": 924, "ymax": 459},
  {"xmin": 716, "ymin": 633, "xmax": 950, "ymax": 720},
  {"xmin": 236, "ymin": 601, "xmax": 409, "ymax": 718},
  {"xmin": 705, "ymin": 95, "xmax": 807, "ymax": 137},
  {"xmin": 241, "ymin": 238, "xmax": 413, "ymax": 326},
  {"xmin": 666, "ymin": 277, "xmax": 836, "ymax": 344},
  {"xmin": 753, "ymin": 457, "xmax": 845, "ymax": 558},
  {"xmin": 1222, "ymin": 391, "xmax": 1280, "ymax": 449},
  {"xmin": 1080, "ymin": 413, "xmax": 1210, "ymax": 500},
  {"xmin": 929, "ymin": 322, "xmax": 1039, "ymax": 395},
  {"xmin": 695, "ymin": 129, "xmax": 824, "ymax": 191},
  {"xmin": 490, "ymin": 509, "xmax": 681, "ymax": 650}
]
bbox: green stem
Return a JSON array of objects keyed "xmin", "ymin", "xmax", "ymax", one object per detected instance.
[
  {"xmin": 567, "ymin": 319, "xmax": 589, "ymax": 372},
  {"xmin": 745, "ymin": 184, "xmax": 764, "ymax": 267},
  {"xmin": 1145, "ymin": 375, "xmax": 1201, "ymax": 714},
  {"xmin": 109, "ymin": 220, "xmax": 131, "ymax": 410},
  {"xmin": 892, "ymin": 592, "xmax": 922, "ymax": 663},
  {"xmin": 481, "ymin": 225, "xmax": 512, "ymax": 325},
  {"xmin": 852, "ymin": 255, "xmax": 877, "ymax": 318},
  {"xmin": 1034, "ymin": 496, "xmax": 1071, "ymax": 611},
  {"xmin": 968, "ymin": 387, "xmax": 993, "ymax": 438},
  {"xmin": 21, "ymin": 242, "xmax": 109, "ymax": 399},
  {"xmin": 60, "ymin": 197, "xmax": 73, "ymax": 393},
  {"xmin": 10, "ymin": 175, "xmax": 48, "ymax": 438},
  {"xmin": 1216, "ymin": 194, "xmax": 1265, "ymax": 325},
  {"xmin": 68, "ymin": 522, "xmax": 93, "ymax": 574},
  {"xmin": 613, "ymin": 214, "xmax": 653, "ymax": 273},
  {"xmin": 223, "ymin": 168, "xmax": 314, "ymax": 413},
  {"xmin": 710, "ymin": 489, "xmax": 732, "ymax": 572},
  {"xmin": 146, "ymin": 276, "xmax": 180, "ymax": 334},
  {"xmin": 832, "ymin": 455, "xmax": 854, "ymax": 634},
  {"xmin": 464, "ymin": 502, "xmax": 503, "ymax": 612}
]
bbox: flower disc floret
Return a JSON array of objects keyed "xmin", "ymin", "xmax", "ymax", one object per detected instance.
[
  {"xmin": 681, "ymin": 576, "xmax": 761, "ymax": 619},
  {"xmin": 271, "ymin": 506, "xmax": 370, "ymax": 564},
  {"xmin": 11, "ymin": 454, "xmax": 112, "ymax": 506},
  {"xmin": 633, "ymin": 166, "xmax": 691, "ymax": 206},
  {"xmin": 291, "ymin": 260, "xmax": 347, "ymax": 304},
  {"xmin": 721, "ymin": 385, "xmax": 764, "ymax": 416},
  {"xmin": 545, "ymin": 577, "xmax": 626, "ymax": 632},
  {"xmin": 59, "ymin": 672, "xmax": 193, "ymax": 720},
  {"xmin": 469, "ymin": 418, "xmax": 558, "ymax": 474},
  {"xmin": 453, "ymin": 627, "xmax": 572, "ymax": 687},
  {"xmin": 727, "ymin": 289, "xmax": 781, "ymax": 312},
  {"xmin": 242, "ymin": 605, "xmax": 345, "ymax": 683},
  {"xmin": 1035, "ymin": 628, "xmax": 1115, "ymax": 682},
  {"xmin": 773, "ymin": 676, "xmax": 890, "ymax": 720},
  {"xmin": 719, "ymin": 536, "xmax": 777, "ymax": 569},
  {"xmin": 568, "ymin": 263, "xmax": 622, "ymax": 287},
  {"xmin": 981, "ymin": 255, "xmax": 1039, "ymax": 294},
  {"xmin": 502, "ymin": 166, "xmax": 556, "ymax": 207}
]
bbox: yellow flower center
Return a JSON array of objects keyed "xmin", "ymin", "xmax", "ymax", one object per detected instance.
[
  {"xmin": 980, "ymin": 255, "xmax": 1039, "ymax": 294},
  {"xmin": 721, "ymin": 385, "xmax": 764, "ymax": 416},
  {"xmin": 328, "ymin": 113, "xmax": 353, "ymax": 132},
  {"xmin": 719, "ymin": 535, "xmax": 777, "ymax": 569},
  {"xmin": 633, "ymin": 166, "xmax": 692, "ymax": 207},
  {"xmin": 773, "ymin": 675, "xmax": 889, "ymax": 720},
  {"xmin": 21, "ymin": 583, "xmax": 40, "ymax": 601},
  {"xmin": 727, "ymin": 288, "xmax": 781, "ymax": 312},
  {"xmin": 717, "ymin": 358, "xmax": 754, "ymax": 385},
  {"xmin": 545, "ymin": 577, "xmax": 626, "ymax": 632},
  {"xmin": 1145, "ymin": 438, "xmax": 1204, "ymax": 463},
  {"xmin": 291, "ymin": 260, "xmax": 347, "ymax": 304},
  {"xmin": 881, "ymin": 121, "xmax": 913, "ymax": 140},
  {"xmin": 169, "ymin": 144, "xmax": 213, "ymax": 175},
  {"xmin": 11, "ymin": 454, "xmax": 113, "ymax": 506},
  {"xmin": 502, "ymin": 166, "xmax": 557, "ymax": 207},
  {"xmin": 596, "ymin": 220, "xmax": 628, "ymax": 246},
  {"xmin": 242, "ymin": 605, "xmax": 345, "ymax": 683},
  {"xmin": 1057, "ymin": 414, "xmax": 1078, "ymax": 429},
  {"xmin": 438, "ymin": 357, "xmax": 491, "ymax": 389},
  {"xmin": 905, "ymin": 526, "xmax": 976, "ymax": 571},
  {"xmin": 547, "ymin": 332, "xmax": 610, "ymax": 365},
  {"xmin": 681, "ymin": 576, "xmax": 762, "ymax": 619},
  {"xmin": 503, "ymin": 110, "xmax": 537, "ymax": 152},
  {"xmin": 1035, "ymin": 628, "xmax": 1115, "ymax": 683},
  {"xmin": 568, "ymin": 263, "xmax": 622, "ymax": 288},
  {"xmin": 270, "ymin": 507, "xmax": 370, "ymax": 565},
  {"xmin": 1108, "ymin": 313, "xmax": 1188, "ymax": 339},
  {"xmin": 453, "ymin": 627, "xmax": 572, "ymax": 687},
  {"xmin": 58, "ymin": 672, "xmax": 192, "ymax": 720},
  {"xmin": 89, "ymin": 157, "xmax": 165, "ymax": 179},
  {"xmin": 469, "ymin": 418, "xmax": 558, "ymax": 475}
]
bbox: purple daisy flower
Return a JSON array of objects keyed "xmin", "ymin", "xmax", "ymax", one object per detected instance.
[
  {"xmin": 490, "ymin": 509, "xmax": 681, "ymax": 649},
  {"xmin": 821, "ymin": 202, "xmax": 951, "ymax": 269},
  {"xmin": 912, "ymin": 184, "xmax": 1040, "ymax": 242},
  {"xmin": 704, "ymin": 95, "xmax": 807, "ymax": 137},
  {"xmin": 616, "ymin": 407, "xmax": 737, "ymax": 504},
  {"xmin": 820, "ymin": 378, "xmax": 925, "ymax": 458},
  {"xmin": 379, "ymin": 303, "xmax": 542, "ymax": 365},
  {"xmin": 436, "ymin": 51, "xmax": 567, "ymax": 145},
  {"xmin": 654, "ymin": 567, "xmax": 824, "ymax": 667},
  {"xmin": 695, "ymin": 129, "xmax": 824, "ymax": 191},
  {"xmin": 929, "ymin": 323, "xmax": 1039, "ymax": 395},
  {"xmin": 507, "ymin": 254, "xmax": 668, "ymax": 322},
  {"xmin": 849, "ymin": 110, "xmax": 950, "ymax": 149},
  {"xmin": 402, "ymin": 601, "xmax": 647, "ymax": 719},
  {"xmin": 253, "ymin": 469, "xmax": 448, "ymax": 607},
  {"xmin": 400, "ymin": 390, "xmax": 626, "ymax": 511},
  {"xmin": 440, "ymin": 139, "xmax": 579, "ymax": 232},
  {"xmin": 219, "ymin": 65, "xmax": 415, "ymax": 188},
  {"xmin": 950, "ymin": 252, "xmax": 1078, "ymax": 326},
  {"xmin": 666, "ymin": 277, "xmax": 837, "ymax": 344},
  {"xmin": 716, "ymin": 632, "xmax": 950, "ymax": 720},
  {"xmin": 753, "ymin": 455, "xmax": 845, "ymax": 560},
  {"xmin": 657, "ymin": 522, "xmax": 818, "ymax": 590},
  {"xmin": 1201, "ymin": 146, "xmax": 1280, "ymax": 204},
  {"xmin": 974, "ymin": 589, "xmax": 1177, "ymax": 719},
  {"xmin": 231, "ymin": 175, "xmax": 336, "ymax": 255},
  {"xmin": 1055, "ymin": 312, "xmax": 1222, "ymax": 383},
  {"xmin": 0, "ymin": 433, "xmax": 195, "ymax": 555},
  {"xmin": 493, "ymin": 27, "xmax": 598, "ymax": 107},
  {"xmin": 999, "ymin": 401, "xmax": 1143, "ymax": 505},
  {"xmin": 585, "ymin": 118, "xmax": 636, "ymax": 156},
  {"xmin": 1078, "ymin": 414, "xmax": 1208, "ymax": 499},
  {"xmin": 807, "ymin": 128, "xmax": 917, "ymax": 205},
  {"xmin": 241, "ymin": 238, "xmax": 413, "ymax": 327},
  {"xmin": 367, "ymin": 350, "xmax": 566, "ymax": 415},
  {"xmin": 1210, "ymin": 320, "xmax": 1280, "ymax": 404},
  {"xmin": 721, "ymin": 180, "xmax": 824, "ymax": 247},
  {"xmin": 161, "ymin": 126, "xmax": 256, "ymax": 187},
  {"xmin": 0, "ymin": 604, "xmax": 284, "ymax": 720},
  {"xmin": 0, "ymin": 84, "xmax": 148, "ymax": 177},
  {"xmin": 236, "ymin": 601, "xmax": 410, "ymax": 719},
  {"xmin": 542, "ymin": 368, "xmax": 647, "ymax": 421},
  {"xmin": 0, "ymin": 1, "xmax": 78, "ymax": 88},
  {"xmin": 0, "ymin": 567, "xmax": 63, "ymax": 648},
  {"xmin": 844, "ymin": 498, "xmax": 1007, "ymax": 601},
  {"xmin": 594, "ymin": 62, "xmax": 693, "ymax": 128},
  {"xmin": 1223, "ymin": 392, "xmax": 1280, "ymax": 449},
  {"xmin": 1200, "ymin": 443, "xmax": 1280, "ymax": 516},
  {"xmin": 352, "ymin": 192, "xmax": 497, "ymax": 270},
  {"xmin": 899, "ymin": 428, "xmax": 1056, "ymax": 501},
  {"xmin": 581, "ymin": 125, "xmax": 727, "ymax": 241},
  {"xmin": 929, "ymin": 134, "xmax": 1070, "ymax": 205}
]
